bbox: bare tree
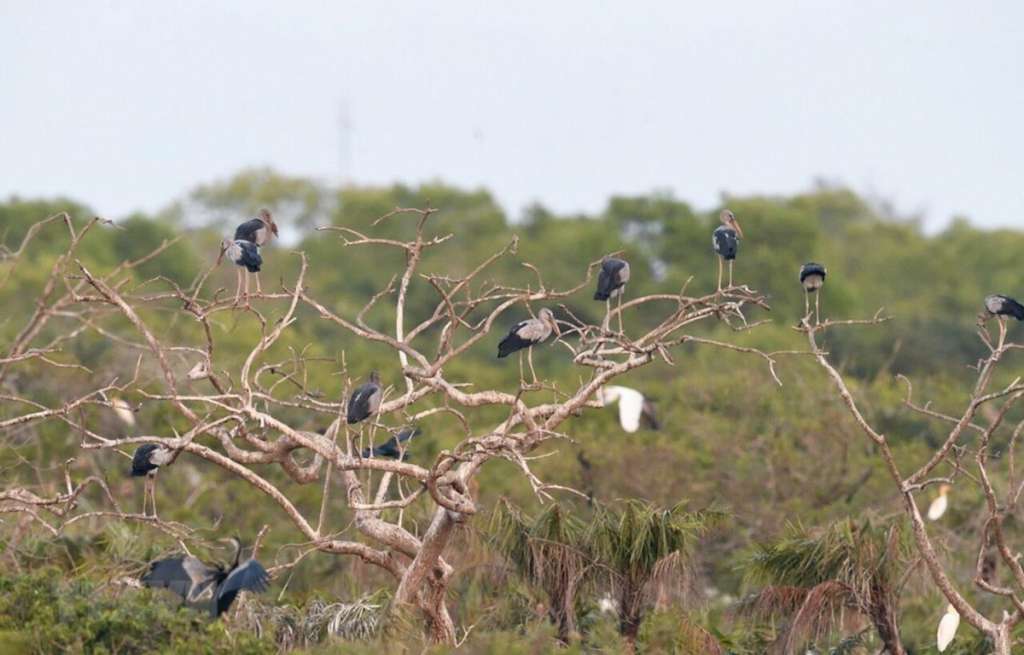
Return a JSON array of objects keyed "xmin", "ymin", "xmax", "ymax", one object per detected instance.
[
  {"xmin": 801, "ymin": 310, "xmax": 1024, "ymax": 653},
  {"xmin": 0, "ymin": 209, "xmax": 794, "ymax": 643}
]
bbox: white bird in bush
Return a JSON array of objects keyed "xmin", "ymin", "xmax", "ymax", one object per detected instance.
[
  {"xmin": 927, "ymin": 484, "xmax": 951, "ymax": 521},
  {"xmin": 111, "ymin": 397, "xmax": 136, "ymax": 427},
  {"xmin": 595, "ymin": 385, "xmax": 660, "ymax": 433},
  {"xmin": 937, "ymin": 603, "xmax": 960, "ymax": 652}
]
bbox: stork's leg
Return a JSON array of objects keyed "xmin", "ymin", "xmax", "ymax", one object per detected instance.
[
  {"xmin": 254, "ymin": 272, "xmax": 263, "ymax": 295},
  {"xmin": 815, "ymin": 292, "xmax": 821, "ymax": 325},
  {"xmin": 603, "ymin": 298, "xmax": 611, "ymax": 333},
  {"xmin": 518, "ymin": 351, "xmax": 525, "ymax": 383},
  {"xmin": 804, "ymin": 291, "xmax": 810, "ymax": 320},
  {"xmin": 528, "ymin": 347, "xmax": 538, "ymax": 384},
  {"xmin": 999, "ymin": 316, "xmax": 1008, "ymax": 346},
  {"xmin": 728, "ymin": 260, "xmax": 734, "ymax": 288},
  {"xmin": 717, "ymin": 257, "xmax": 723, "ymax": 292},
  {"xmin": 616, "ymin": 292, "xmax": 624, "ymax": 335},
  {"xmin": 243, "ymin": 271, "xmax": 251, "ymax": 304},
  {"xmin": 234, "ymin": 268, "xmax": 243, "ymax": 305}
]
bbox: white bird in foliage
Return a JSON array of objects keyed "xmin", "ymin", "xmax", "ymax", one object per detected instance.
[
  {"xmin": 927, "ymin": 484, "xmax": 951, "ymax": 521},
  {"xmin": 936, "ymin": 603, "xmax": 960, "ymax": 652},
  {"xmin": 596, "ymin": 385, "xmax": 660, "ymax": 433},
  {"xmin": 111, "ymin": 397, "xmax": 136, "ymax": 428}
]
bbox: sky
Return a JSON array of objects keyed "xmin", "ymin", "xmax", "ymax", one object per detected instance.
[{"xmin": 1, "ymin": 2, "xmax": 1022, "ymax": 231}]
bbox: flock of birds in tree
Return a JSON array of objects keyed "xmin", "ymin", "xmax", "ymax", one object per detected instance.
[{"xmin": 127, "ymin": 208, "xmax": 1024, "ymax": 638}]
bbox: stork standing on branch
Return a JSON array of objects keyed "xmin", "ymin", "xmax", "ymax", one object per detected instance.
[
  {"xmin": 799, "ymin": 262, "xmax": 827, "ymax": 324},
  {"xmin": 233, "ymin": 209, "xmax": 278, "ymax": 293},
  {"xmin": 141, "ymin": 536, "xmax": 270, "ymax": 617},
  {"xmin": 712, "ymin": 209, "xmax": 743, "ymax": 291},
  {"xmin": 594, "ymin": 256, "xmax": 630, "ymax": 334},
  {"xmin": 219, "ymin": 238, "xmax": 262, "ymax": 304},
  {"xmin": 361, "ymin": 426, "xmax": 420, "ymax": 459},
  {"xmin": 497, "ymin": 307, "xmax": 560, "ymax": 384},
  {"xmin": 130, "ymin": 443, "xmax": 173, "ymax": 516},
  {"xmin": 347, "ymin": 371, "xmax": 382, "ymax": 425},
  {"xmin": 983, "ymin": 294, "xmax": 1024, "ymax": 343}
]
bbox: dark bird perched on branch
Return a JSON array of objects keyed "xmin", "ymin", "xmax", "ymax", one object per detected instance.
[
  {"xmin": 594, "ymin": 257, "xmax": 630, "ymax": 333},
  {"xmin": 141, "ymin": 536, "xmax": 269, "ymax": 617},
  {"xmin": 985, "ymin": 294, "xmax": 1024, "ymax": 320},
  {"xmin": 235, "ymin": 209, "xmax": 277, "ymax": 294},
  {"xmin": 130, "ymin": 444, "xmax": 173, "ymax": 516},
  {"xmin": 220, "ymin": 239, "xmax": 262, "ymax": 304},
  {"xmin": 497, "ymin": 307, "xmax": 560, "ymax": 383},
  {"xmin": 347, "ymin": 371, "xmax": 382, "ymax": 425},
  {"xmin": 361, "ymin": 427, "xmax": 420, "ymax": 459},
  {"xmin": 799, "ymin": 262, "xmax": 828, "ymax": 324},
  {"xmin": 712, "ymin": 209, "xmax": 743, "ymax": 291}
]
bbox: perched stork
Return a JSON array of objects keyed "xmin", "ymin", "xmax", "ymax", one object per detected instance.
[
  {"xmin": 347, "ymin": 371, "xmax": 382, "ymax": 425},
  {"xmin": 361, "ymin": 426, "xmax": 420, "ymax": 459},
  {"xmin": 220, "ymin": 238, "xmax": 262, "ymax": 304},
  {"xmin": 712, "ymin": 209, "xmax": 743, "ymax": 291},
  {"xmin": 497, "ymin": 308, "xmax": 560, "ymax": 383},
  {"xmin": 594, "ymin": 257, "xmax": 630, "ymax": 333},
  {"xmin": 799, "ymin": 262, "xmax": 827, "ymax": 324},
  {"xmin": 130, "ymin": 444, "xmax": 174, "ymax": 516},
  {"xmin": 233, "ymin": 209, "xmax": 278, "ymax": 294},
  {"xmin": 926, "ymin": 483, "xmax": 951, "ymax": 521},
  {"xmin": 596, "ymin": 385, "xmax": 660, "ymax": 433},
  {"xmin": 141, "ymin": 536, "xmax": 269, "ymax": 617},
  {"xmin": 936, "ymin": 603, "xmax": 960, "ymax": 652}
]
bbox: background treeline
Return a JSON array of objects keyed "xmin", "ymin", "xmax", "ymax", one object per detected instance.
[{"xmin": 1, "ymin": 168, "xmax": 1022, "ymax": 653}]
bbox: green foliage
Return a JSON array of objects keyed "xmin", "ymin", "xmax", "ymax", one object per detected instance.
[
  {"xmin": 0, "ymin": 568, "xmax": 274, "ymax": 655},
  {"xmin": 5, "ymin": 174, "xmax": 1024, "ymax": 649}
]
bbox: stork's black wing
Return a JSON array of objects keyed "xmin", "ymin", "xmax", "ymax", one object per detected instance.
[
  {"xmin": 712, "ymin": 226, "xmax": 739, "ymax": 260},
  {"xmin": 641, "ymin": 399, "xmax": 661, "ymax": 431},
  {"xmin": 142, "ymin": 556, "xmax": 220, "ymax": 603},
  {"xmin": 214, "ymin": 558, "xmax": 270, "ymax": 616},
  {"xmin": 799, "ymin": 262, "xmax": 827, "ymax": 284},
  {"xmin": 497, "ymin": 321, "xmax": 532, "ymax": 358},
  {"xmin": 1000, "ymin": 295, "xmax": 1024, "ymax": 320},
  {"xmin": 362, "ymin": 427, "xmax": 421, "ymax": 459},
  {"xmin": 234, "ymin": 219, "xmax": 265, "ymax": 243},
  {"xmin": 131, "ymin": 444, "xmax": 160, "ymax": 476},
  {"xmin": 594, "ymin": 259, "xmax": 628, "ymax": 300},
  {"xmin": 347, "ymin": 382, "xmax": 381, "ymax": 424}
]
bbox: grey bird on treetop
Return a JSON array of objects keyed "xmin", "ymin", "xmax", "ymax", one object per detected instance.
[
  {"xmin": 594, "ymin": 257, "xmax": 630, "ymax": 333},
  {"xmin": 712, "ymin": 209, "xmax": 744, "ymax": 291},
  {"xmin": 497, "ymin": 307, "xmax": 560, "ymax": 384}
]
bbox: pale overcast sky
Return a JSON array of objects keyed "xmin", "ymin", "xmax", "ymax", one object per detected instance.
[{"xmin": 1, "ymin": 2, "xmax": 1022, "ymax": 230}]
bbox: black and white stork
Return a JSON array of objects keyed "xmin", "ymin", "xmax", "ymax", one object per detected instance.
[
  {"xmin": 141, "ymin": 536, "xmax": 269, "ymax": 617},
  {"xmin": 220, "ymin": 239, "xmax": 262, "ymax": 304},
  {"xmin": 361, "ymin": 426, "xmax": 420, "ymax": 459},
  {"xmin": 985, "ymin": 294, "xmax": 1024, "ymax": 343},
  {"xmin": 497, "ymin": 307, "xmax": 560, "ymax": 383},
  {"xmin": 712, "ymin": 209, "xmax": 743, "ymax": 291},
  {"xmin": 234, "ymin": 209, "xmax": 278, "ymax": 294},
  {"xmin": 347, "ymin": 371, "xmax": 383, "ymax": 425},
  {"xmin": 130, "ymin": 443, "xmax": 174, "ymax": 516},
  {"xmin": 594, "ymin": 257, "xmax": 630, "ymax": 333},
  {"xmin": 799, "ymin": 262, "xmax": 827, "ymax": 324}
]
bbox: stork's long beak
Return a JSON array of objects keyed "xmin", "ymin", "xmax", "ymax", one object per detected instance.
[
  {"xmin": 730, "ymin": 218, "xmax": 744, "ymax": 239},
  {"xmin": 551, "ymin": 320, "xmax": 561, "ymax": 337},
  {"xmin": 215, "ymin": 243, "xmax": 226, "ymax": 266}
]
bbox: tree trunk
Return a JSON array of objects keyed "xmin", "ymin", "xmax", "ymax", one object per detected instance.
[
  {"xmin": 551, "ymin": 579, "xmax": 579, "ymax": 644},
  {"xmin": 991, "ymin": 624, "xmax": 1012, "ymax": 655},
  {"xmin": 869, "ymin": 587, "xmax": 905, "ymax": 655}
]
